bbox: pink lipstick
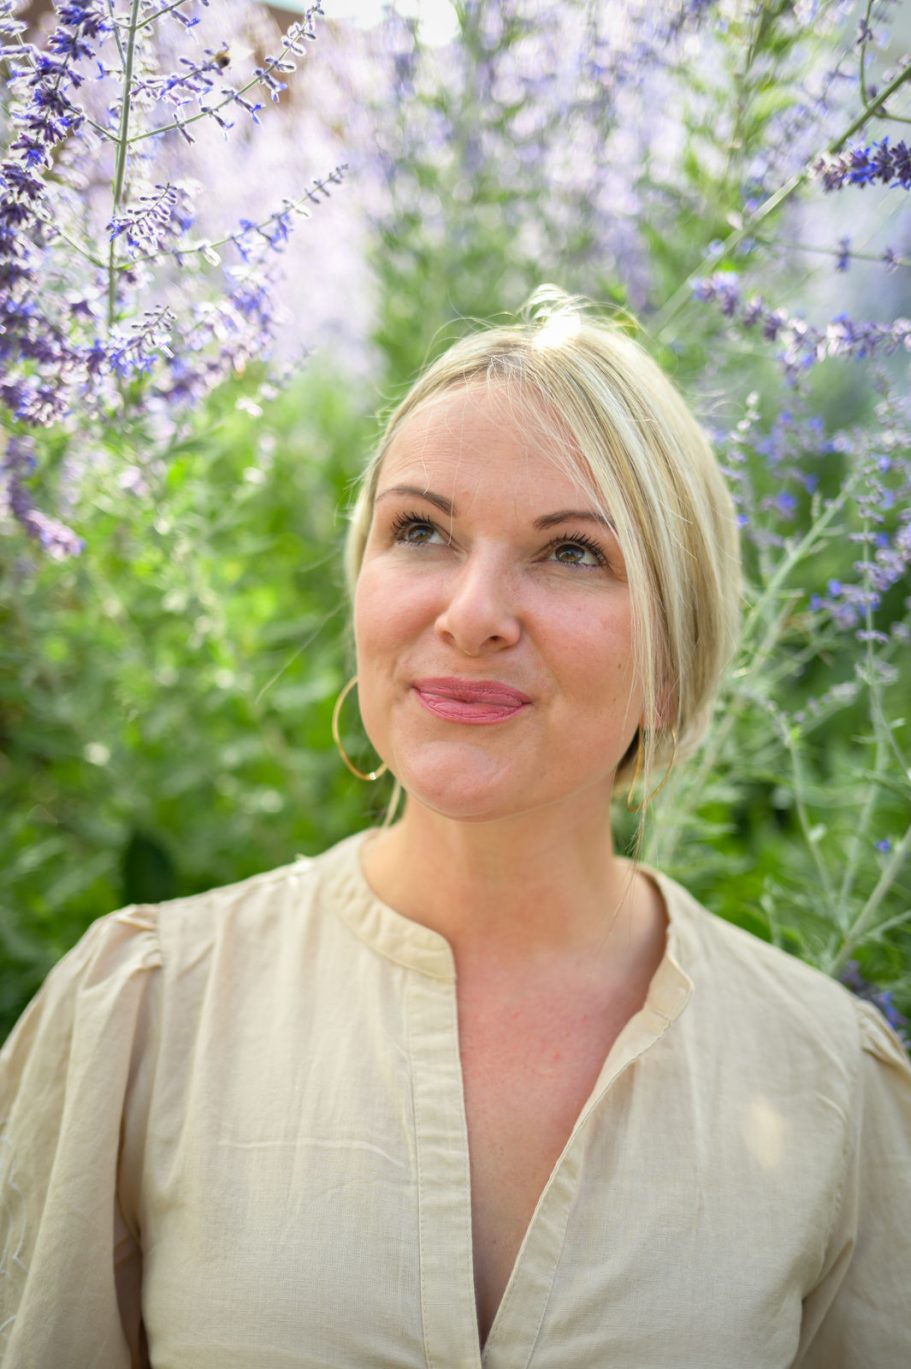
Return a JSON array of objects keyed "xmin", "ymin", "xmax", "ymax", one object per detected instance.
[{"xmin": 412, "ymin": 677, "xmax": 531, "ymax": 725}]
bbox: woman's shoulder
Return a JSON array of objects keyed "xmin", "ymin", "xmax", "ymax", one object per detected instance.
[
  {"xmin": 650, "ymin": 867, "xmax": 907, "ymax": 1078},
  {"xmin": 61, "ymin": 855, "xmax": 315, "ymax": 977},
  {"xmin": 143, "ymin": 832, "xmax": 371, "ymax": 960},
  {"xmin": 3, "ymin": 837, "xmax": 361, "ymax": 1057},
  {"xmin": 141, "ymin": 849, "xmax": 316, "ymax": 946},
  {"xmin": 106, "ymin": 832, "xmax": 364, "ymax": 944}
]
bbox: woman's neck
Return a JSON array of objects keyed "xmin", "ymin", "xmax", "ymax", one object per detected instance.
[{"xmin": 360, "ymin": 797, "xmax": 653, "ymax": 973}]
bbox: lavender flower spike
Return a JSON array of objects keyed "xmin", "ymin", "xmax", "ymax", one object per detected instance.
[
  {"xmin": 1, "ymin": 434, "xmax": 83, "ymax": 558},
  {"xmin": 0, "ymin": 0, "xmax": 341, "ymax": 499},
  {"xmin": 814, "ymin": 137, "xmax": 911, "ymax": 192},
  {"xmin": 694, "ymin": 274, "xmax": 911, "ymax": 377}
]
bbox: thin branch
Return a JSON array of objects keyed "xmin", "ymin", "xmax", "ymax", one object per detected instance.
[
  {"xmin": 764, "ymin": 237, "xmax": 910, "ymax": 270},
  {"xmin": 859, "ymin": 0, "xmax": 874, "ymax": 106},
  {"xmin": 107, "ymin": 0, "xmax": 144, "ymax": 329},
  {"xmin": 131, "ymin": 0, "xmax": 194, "ymax": 34},
  {"xmin": 123, "ymin": 26, "xmax": 311, "ymax": 147},
  {"xmin": 107, "ymin": 169, "xmax": 346, "ymax": 272},
  {"xmin": 785, "ymin": 724, "xmax": 838, "ymax": 911},
  {"xmin": 825, "ymin": 820, "xmax": 911, "ymax": 973},
  {"xmin": 105, "ymin": 0, "xmax": 127, "ymax": 67},
  {"xmin": 835, "ymin": 571, "xmax": 887, "ymax": 927},
  {"xmin": 739, "ymin": 482, "xmax": 855, "ymax": 653},
  {"xmin": 31, "ymin": 211, "xmax": 108, "ymax": 268}
]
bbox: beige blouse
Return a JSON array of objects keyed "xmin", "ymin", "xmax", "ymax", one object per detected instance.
[{"xmin": 2, "ymin": 829, "xmax": 910, "ymax": 1368}]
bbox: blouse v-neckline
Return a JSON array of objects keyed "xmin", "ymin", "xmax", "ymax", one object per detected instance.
[{"xmin": 323, "ymin": 830, "xmax": 695, "ymax": 1368}]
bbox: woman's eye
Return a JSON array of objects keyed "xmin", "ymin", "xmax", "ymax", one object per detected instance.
[
  {"xmin": 391, "ymin": 514, "xmax": 443, "ymax": 546},
  {"xmin": 401, "ymin": 522, "xmax": 435, "ymax": 544},
  {"xmin": 547, "ymin": 537, "xmax": 606, "ymax": 568}
]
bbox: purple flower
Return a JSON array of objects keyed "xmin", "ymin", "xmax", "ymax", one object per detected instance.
[
  {"xmin": 0, "ymin": 0, "xmax": 342, "ymax": 557},
  {"xmin": 692, "ymin": 273, "xmax": 741, "ymax": 315},
  {"xmin": 54, "ymin": 3, "xmax": 112, "ymax": 42},
  {"xmin": 17, "ymin": 506, "xmax": 84, "ymax": 558},
  {"xmin": 1, "ymin": 433, "xmax": 83, "ymax": 558},
  {"xmin": 0, "ymin": 162, "xmax": 42, "ymax": 199},
  {"xmin": 814, "ymin": 137, "xmax": 911, "ymax": 193},
  {"xmin": 107, "ymin": 183, "xmax": 193, "ymax": 259},
  {"xmin": 107, "ymin": 307, "xmax": 176, "ymax": 379},
  {"xmin": 695, "ymin": 279, "xmax": 911, "ymax": 377}
]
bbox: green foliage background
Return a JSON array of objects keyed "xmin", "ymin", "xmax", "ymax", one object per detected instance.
[{"xmin": 1, "ymin": 365, "xmax": 384, "ymax": 1032}]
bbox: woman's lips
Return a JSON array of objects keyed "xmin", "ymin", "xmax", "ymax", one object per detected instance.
[{"xmin": 412, "ymin": 677, "xmax": 531, "ymax": 725}]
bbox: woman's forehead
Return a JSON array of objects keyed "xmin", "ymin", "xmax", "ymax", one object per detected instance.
[{"xmin": 381, "ymin": 381, "xmax": 600, "ymax": 499}]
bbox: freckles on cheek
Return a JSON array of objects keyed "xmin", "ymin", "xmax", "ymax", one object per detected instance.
[{"xmin": 354, "ymin": 567, "xmax": 418, "ymax": 664}]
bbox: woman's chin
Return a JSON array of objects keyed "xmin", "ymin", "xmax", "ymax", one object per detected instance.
[{"xmin": 392, "ymin": 747, "xmax": 534, "ymax": 823}]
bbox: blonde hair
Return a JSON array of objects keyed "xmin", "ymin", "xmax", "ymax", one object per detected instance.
[{"xmin": 346, "ymin": 287, "xmax": 742, "ymax": 803}]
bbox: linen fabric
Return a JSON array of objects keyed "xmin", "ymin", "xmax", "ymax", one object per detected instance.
[{"xmin": 1, "ymin": 829, "xmax": 910, "ymax": 1369}]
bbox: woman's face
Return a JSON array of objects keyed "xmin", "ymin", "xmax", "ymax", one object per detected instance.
[{"xmin": 354, "ymin": 382, "xmax": 643, "ymax": 824}]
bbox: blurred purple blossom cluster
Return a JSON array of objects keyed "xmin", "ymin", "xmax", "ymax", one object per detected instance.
[
  {"xmin": 0, "ymin": 0, "xmax": 343, "ymax": 555},
  {"xmin": 712, "ymin": 381, "xmax": 911, "ymax": 644},
  {"xmin": 693, "ymin": 273, "xmax": 911, "ymax": 377},
  {"xmin": 358, "ymin": 0, "xmax": 775, "ymax": 355},
  {"xmin": 814, "ymin": 134, "xmax": 911, "ymax": 190},
  {"xmin": 1, "ymin": 431, "xmax": 84, "ymax": 557}
]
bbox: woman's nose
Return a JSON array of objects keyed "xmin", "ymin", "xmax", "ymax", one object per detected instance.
[{"xmin": 434, "ymin": 551, "xmax": 521, "ymax": 656}]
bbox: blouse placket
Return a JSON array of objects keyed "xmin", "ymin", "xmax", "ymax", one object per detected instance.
[{"xmin": 399, "ymin": 874, "xmax": 694, "ymax": 1369}]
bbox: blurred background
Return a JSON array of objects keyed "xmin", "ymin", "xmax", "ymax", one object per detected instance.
[{"xmin": 2, "ymin": 0, "xmax": 910, "ymax": 1040}]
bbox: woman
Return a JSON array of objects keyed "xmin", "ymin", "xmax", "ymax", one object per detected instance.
[{"xmin": 2, "ymin": 291, "xmax": 910, "ymax": 1368}]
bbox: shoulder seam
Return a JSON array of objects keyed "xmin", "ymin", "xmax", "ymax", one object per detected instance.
[
  {"xmin": 124, "ymin": 856, "xmax": 314, "ymax": 918},
  {"xmin": 852, "ymin": 995, "xmax": 911, "ymax": 1068}
]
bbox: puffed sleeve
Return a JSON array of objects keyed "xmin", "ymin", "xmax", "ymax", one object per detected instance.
[
  {"xmin": 0, "ymin": 906, "xmax": 161, "ymax": 1369},
  {"xmin": 796, "ymin": 997, "xmax": 911, "ymax": 1367}
]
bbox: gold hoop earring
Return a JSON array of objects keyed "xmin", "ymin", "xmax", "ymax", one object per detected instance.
[
  {"xmin": 626, "ymin": 728, "xmax": 678, "ymax": 813},
  {"xmin": 331, "ymin": 676, "xmax": 388, "ymax": 782}
]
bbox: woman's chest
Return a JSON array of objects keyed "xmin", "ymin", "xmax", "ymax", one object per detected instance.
[
  {"xmin": 133, "ymin": 965, "xmax": 842, "ymax": 1369},
  {"xmin": 458, "ymin": 998, "xmax": 633, "ymax": 1348}
]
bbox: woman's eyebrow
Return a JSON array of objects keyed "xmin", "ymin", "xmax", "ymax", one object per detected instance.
[
  {"xmin": 534, "ymin": 509, "xmax": 615, "ymax": 532},
  {"xmin": 375, "ymin": 484, "xmax": 454, "ymax": 516},
  {"xmin": 374, "ymin": 484, "xmax": 614, "ymax": 532}
]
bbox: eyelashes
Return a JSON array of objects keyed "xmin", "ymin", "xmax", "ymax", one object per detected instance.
[
  {"xmin": 390, "ymin": 510, "xmax": 445, "ymax": 546},
  {"xmin": 388, "ymin": 510, "xmax": 609, "ymax": 569},
  {"xmin": 542, "ymin": 530, "xmax": 608, "ymax": 568}
]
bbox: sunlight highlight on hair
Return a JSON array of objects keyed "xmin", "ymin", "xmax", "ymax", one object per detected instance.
[{"xmin": 531, "ymin": 311, "xmax": 582, "ymax": 351}]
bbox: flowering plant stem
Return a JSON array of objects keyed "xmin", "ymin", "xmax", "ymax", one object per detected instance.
[
  {"xmin": 820, "ymin": 576, "xmax": 911, "ymax": 973},
  {"xmin": 649, "ymin": 481, "xmax": 857, "ymax": 870},
  {"xmin": 741, "ymin": 483, "xmax": 858, "ymax": 653},
  {"xmin": 825, "ymin": 824, "xmax": 911, "ymax": 975},
  {"xmin": 653, "ymin": 58, "xmax": 911, "ymax": 339},
  {"xmin": 835, "ymin": 729, "xmax": 888, "ymax": 928},
  {"xmin": 107, "ymin": 0, "xmax": 142, "ymax": 329},
  {"xmin": 131, "ymin": 0, "xmax": 186, "ymax": 34},
  {"xmin": 783, "ymin": 724, "xmax": 836, "ymax": 911},
  {"xmin": 859, "ymin": 0, "xmax": 874, "ymax": 107}
]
